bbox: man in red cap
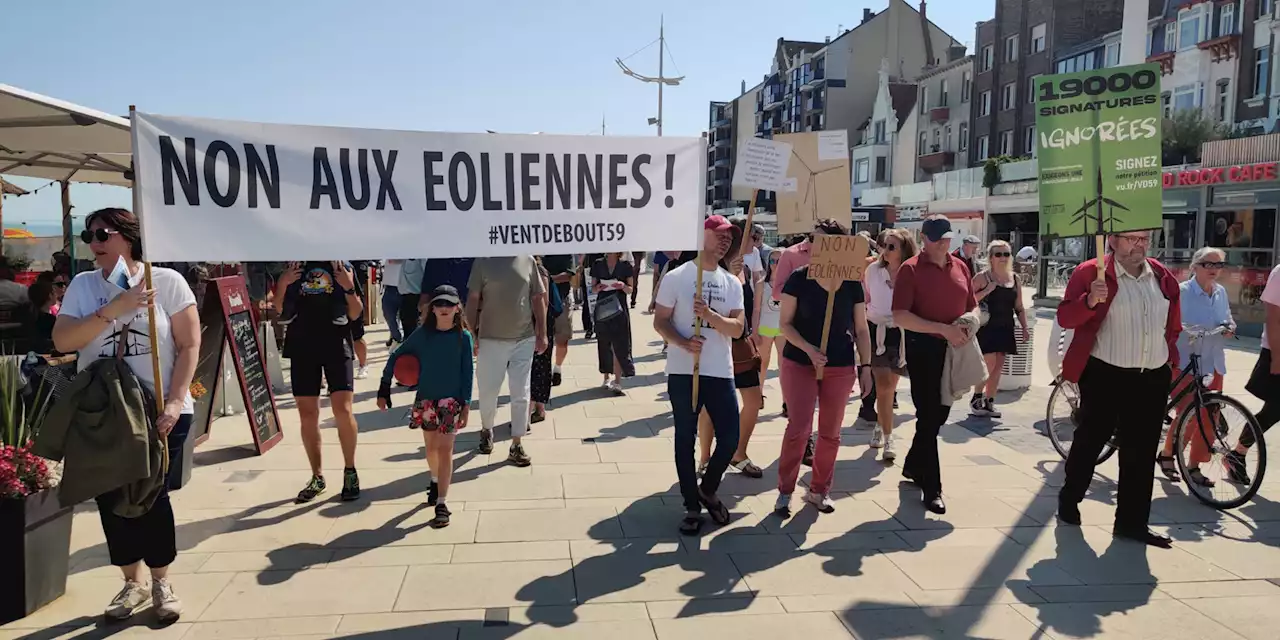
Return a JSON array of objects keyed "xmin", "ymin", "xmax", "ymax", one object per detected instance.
[{"xmin": 654, "ymin": 215, "xmax": 745, "ymax": 536}]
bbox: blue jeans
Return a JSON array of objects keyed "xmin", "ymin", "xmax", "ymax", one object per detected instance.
[
  {"xmin": 668, "ymin": 374, "xmax": 739, "ymax": 514},
  {"xmin": 382, "ymin": 285, "xmax": 403, "ymax": 342}
]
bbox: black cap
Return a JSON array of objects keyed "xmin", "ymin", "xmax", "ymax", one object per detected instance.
[
  {"xmin": 429, "ymin": 284, "xmax": 461, "ymax": 306},
  {"xmin": 921, "ymin": 218, "xmax": 954, "ymax": 242}
]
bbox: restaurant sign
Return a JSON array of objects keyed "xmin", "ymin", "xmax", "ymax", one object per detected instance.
[{"xmin": 1163, "ymin": 162, "xmax": 1280, "ymax": 187}]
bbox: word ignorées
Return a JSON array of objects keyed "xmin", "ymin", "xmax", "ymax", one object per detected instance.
[{"xmin": 156, "ymin": 136, "xmax": 679, "ymax": 213}]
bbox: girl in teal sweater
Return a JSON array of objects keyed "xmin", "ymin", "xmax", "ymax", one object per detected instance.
[{"xmin": 377, "ymin": 285, "xmax": 473, "ymax": 528}]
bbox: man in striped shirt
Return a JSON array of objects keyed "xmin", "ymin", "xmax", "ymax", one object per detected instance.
[{"xmin": 1056, "ymin": 230, "xmax": 1182, "ymax": 548}]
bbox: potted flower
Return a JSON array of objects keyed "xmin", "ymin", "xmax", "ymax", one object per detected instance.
[{"xmin": 0, "ymin": 355, "xmax": 71, "ymax": 625}]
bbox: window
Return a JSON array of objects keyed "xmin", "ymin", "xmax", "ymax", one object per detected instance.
[
  {"xmin": 980, "ymin": 90, "xmax": 992, "ymax": 116},
  {"xmin": 1031, "ymin": 23, "xmax": 1046, "ymax": 54},
  {"xmin": 1221, "ymin": 2, "xmax": 1236, "ymax": 37},
  {"xmin": 1147, "ymin": 29, "xmax": 1154, "ymax": 57},
  {"xmin": 873, "ymin": 120, "xmax": 886, "ymax": 143},
  {"xmin": 932, "ymin": 128, "xmax": 941, "ymax": 150},
  {"xmin": 1165, "ymin": 22, "xmax": 1177, "ymax": 53},
  {"xmin": 1218, "ymin": 80, "xmax": 1231, "ymax": 121},
  {"xmin": 1005, "ymin": 35, "xmax": 1020, "ymax": 62},
  {"xmin": 921, "ymin": 86, "xmax": 930, "ymax": 114},
  {"xmin": 1105, "ymin": 41, "xmax": 1121, "ymax": 67},
  {"xmin": 1161, "ymin": 92, "xmax": 1172, "ymax": 118},
  {"xmin": 1173, "ymin": 84, "xmax": 1199, "ymax": 111},
  {"xmin": 1001, "ymin": 82, "xmax": 1016, "ymax": 110},
  {"xmin": 944, "ymin": 124, "xmax": 952, "ymax": 151},
  {"xmin": 959, "ymin": 123, "xmax": 969, "ymax": 152},
  {"xmin": 919, "ymin": 132, "xmax": 928, "ymax": 155},
  {"xmin": 1028, "ymin": 75, "xmax": 1040, "ymax": 104},
  {"xmin": 976, "ymin": 135, "xmax": 990, "ymax": 160},
  {"xmin": 940, "ymin": 79, "xmax": 950, "ymax": 107},
  {"xmin": 1260, "ymin": 0, "xmax": 1273, "ymax": 20},
  {"xmin": 1024, "ymin": 125, "xmax": 1036, "ymax": 156},
  {"xmin": 1255, "ymin": 46, "xmax": 1271, "ymax": 97},
  {"xmin": 854, "ymin": 158, "xmax": 870, "ymax": 183},
  {"xmin": 998, "ymin": 130, "xmax": 1013, "ymax": 156},
  {"xmin": 981, "ymin": 44, "xmax": 994, "ymax": 71},
  {"xmin": 1178, "ymin": 9, "xmax": 1203, "ymax": 51},
  {"xmin": 962, "ymin": 71, "xmax": 972, "ymax": 102},
  {"xmin": 874, "ymin": 157, "xmax": 887, "ymax": 182}
]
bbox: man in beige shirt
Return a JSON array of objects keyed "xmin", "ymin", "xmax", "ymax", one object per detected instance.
[{"xmin": 466, "ymin": 256, "xmax": 549, "ymax": 466}]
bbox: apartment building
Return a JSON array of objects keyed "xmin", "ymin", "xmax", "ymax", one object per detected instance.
[
  {"xmin": 1142, "ymin": 0, "xmax": 1247, "ymax": 126},
  {"xmin": 850, "ymin": 62, "xmax": 919, "ymax": 205},
  {"xmin": 1236, "ymin": 0, "xmax": 1279, "ymax": 132},
  {"xmin": 913, "ymin": 51, "xmax": 974, "ymax": 181},
  {"xmin": 704, "ymin": 83, "xmax": 763, "ymax": 211},
  {"xmin": 970, "ymin": 0, "xmax": 1126, "ymax": 165}
]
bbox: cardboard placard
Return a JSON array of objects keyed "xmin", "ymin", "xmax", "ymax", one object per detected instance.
[
  {"xmin": 733, "ymin": 137, "xmax": 792, "ymax": 191},
  {"xmin": 808, "ymin": 235, "xmax": 870, "ymax": 282},
  {"xmin": 775, "ymin": 131, "xmax": 852, "ymax": 236}
]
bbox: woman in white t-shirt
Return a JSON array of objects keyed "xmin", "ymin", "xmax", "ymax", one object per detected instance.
[
  {"xmin": 52, "ymin": 208, "xmax": 199, "ymax": 624},
  {"xmin": 862, "ymin": 228, "xmax": 916, "ymax": 461}
]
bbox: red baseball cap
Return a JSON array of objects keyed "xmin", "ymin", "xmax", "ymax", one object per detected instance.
[{"xmin": 704, "ymin": 215, "xmax": 734, "ymax": 232}]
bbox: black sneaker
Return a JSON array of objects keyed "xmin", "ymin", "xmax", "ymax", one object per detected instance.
[
  {"xmin": 430, "ymin": 503, "xmax": 451, "ymax": 529},
  {"xmin": 295, "ymin": 476, "xmax": 326, "ymax": 504},
  {"xmin": 781, "ymin": 402, "xmax": 789, "ymax": 418},
  {"xmin": 983, "ymin": 397, "xmax": 1002, "ymax": 419},
  {"xmin": 551, "ymin": 371, "xmax": 563, "ymax": 387},
  {"xmin": 427, "ymin": 481, "xmax": 439, "ymax": 506},
  {"xmin": 802, "ymin": 435, "xmax": 815, "ymax": 467},
  {"xmin": 507, "ymin": 443, "xmax": 532, "ymax": 467},
  {"xmin": 892, "ymin": 393, "xmax": 899, "ymax": 410},
  {"xmin": 1226, "ymin": 450, "xmax": 1251, "ymax": 485},
  {"xmin": 340, "ymin": 468, "xmax": 360, "ymax": 501},
  {"xmin": 969, "ymin": 393, "xmax": 990, "ymax": 417},
  {"xmin": 478, "ymin": 429, "xmax": 495, "ymax": 454}
]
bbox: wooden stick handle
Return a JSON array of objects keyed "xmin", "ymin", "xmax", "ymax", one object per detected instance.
[
  {"xmin": 144, "ymin": 262, "xmax": 169, "ymax": 475},
  {"xmin": 816, "ymin": 287, "xmax": 836, "ymax": 380},
  {"xmin": 1094, "ymin": 236, "xmax": 1106, "ymax": 282},
  {"xmin": 691, "ymin": 251, "xmax": 704, "ymax": 412}
]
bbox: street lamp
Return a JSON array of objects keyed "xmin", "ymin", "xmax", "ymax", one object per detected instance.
[{"xmin": 616, "ymin": 15, "xmax": 683, "ymax": 136}]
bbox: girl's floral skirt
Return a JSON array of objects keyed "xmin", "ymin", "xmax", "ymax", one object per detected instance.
[{"xmin": 409, "ymin": 397, "xmax": 464, "ymax": 434}]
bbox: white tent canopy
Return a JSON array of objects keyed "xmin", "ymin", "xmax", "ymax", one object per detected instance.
[{"xmin": 0, "ymin": 84, "xmax": 131, "ymax": 186}]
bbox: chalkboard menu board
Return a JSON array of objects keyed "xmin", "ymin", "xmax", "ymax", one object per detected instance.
[{"xmin": 191, "ymin": 276, "xmax": 283, "ymax": 454}]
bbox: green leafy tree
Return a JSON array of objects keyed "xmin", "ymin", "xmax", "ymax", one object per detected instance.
[{"xmin": 1162, "ymin": 109, "xmax": 1229, "ymax": 165}]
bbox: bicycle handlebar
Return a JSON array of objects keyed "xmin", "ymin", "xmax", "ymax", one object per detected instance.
[{"xmin": 1182, "ymin": 324, "xmax": 1233, "ymax": 338}]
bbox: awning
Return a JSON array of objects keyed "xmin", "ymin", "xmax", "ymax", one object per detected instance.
[
  {"xmin": 0, "ymin": 177, "xmax": 25, "ymax": 195},
  {"xmin": 0, "ymin": 84, "xmax": 131, "ymax": 186}
]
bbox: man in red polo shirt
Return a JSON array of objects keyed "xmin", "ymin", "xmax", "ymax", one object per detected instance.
[{"xmin": 892, "ymin": 216, "xmax": 977, "ymax": 514}]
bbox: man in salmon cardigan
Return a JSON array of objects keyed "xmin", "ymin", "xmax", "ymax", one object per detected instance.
[{"xmin": 1056, "ymin": 230, "xmax": 1181, "ymax": 548}]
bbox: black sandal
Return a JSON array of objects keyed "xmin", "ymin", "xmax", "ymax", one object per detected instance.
[
  {"xmin": 1187, "ymin": 468, "xmax": 1216, "ymax": 488},
  {"xmin": 698, "ymin": 490, "xmax": 731, "ymax": 526},
  {"xmin": 530, "ymin": 410, "xmax": 546, "ymax": 424},
  {"xmin": 679, "ymin": 514, "xmax": 703, "ymax": 536},
  {"xmin": 430, "ymin": 503, "xmax": 451, "ymax": 529},
  {"xmin": 1157, "ymin": 455, "xmax": 1180, "ymax": 482}
]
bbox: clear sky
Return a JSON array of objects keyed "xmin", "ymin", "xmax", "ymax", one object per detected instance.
[{"xmin": 1, "ymin": 0, "xmax": 975, "ymax": 230}]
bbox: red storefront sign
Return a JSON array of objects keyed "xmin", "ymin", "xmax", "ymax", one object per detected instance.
[{"xmin": 1163, "ymin": 162, "xmax": 1279, "ymax": 187}]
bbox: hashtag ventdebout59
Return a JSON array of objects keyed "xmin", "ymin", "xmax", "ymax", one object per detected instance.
[{"xmin": 156, "ymin": 136, "xmax": 680, "ymax": 213}]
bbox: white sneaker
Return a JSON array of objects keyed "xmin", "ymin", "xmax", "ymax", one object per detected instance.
[
  {"xmin": 104, "ymin": 580, "xmax": 149, "ymax": 620},
  {"xmin": 355, "ymin": 365, "xmax": 370, "ymax": 380},
  {"xmin": 869, "ymin": 428, "xmax": 885, "ymax": 449},
  {"xmin": 803, "ymin": 490, "xmax": 836, "ymax": 513},
  {"xmin": 882, "ymin": 434, "xmax": 898, "ymax": 462},
  {"xmin": 774, "ymin": 492, "xmax": 792, "ymax": 514},
  {"xmin": 151, "ymin": 578, "xmax": 183, "ymax": 623}
]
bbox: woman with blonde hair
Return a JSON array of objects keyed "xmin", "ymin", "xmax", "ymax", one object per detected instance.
[
  {"xmin": 970, "ymin": 239, "xmax": 1029, "ymax": 418},
  {"xmin": 862, "ymin": 228, "xmax": 916, "ymax": 460}
]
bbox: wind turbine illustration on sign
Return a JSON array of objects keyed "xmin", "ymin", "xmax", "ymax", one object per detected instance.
[
  {"xmin": 790, "ymin": 149, "xmax": 843, "ymax": 227},
  {"xmin": 1067, "ymin": 165, "xmax": 1128, "ymax": 236}
]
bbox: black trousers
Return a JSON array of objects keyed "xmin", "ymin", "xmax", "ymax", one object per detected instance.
[
  {"xmin": 96, "ymin": 414, "xmax": 192, "ymax": 568},
  {"xmin": 580, "ymin": 282, "xmax": 594, "ymax": 334},
  {"xmin": 1061, "ymin": 357, "xmax": 1171, "ymax": 530},
  {"xmin": 903, "ymin": 333, "xmax": 949, "ymax": 496},
  {"xmin": 595, "ymin": 312, "xmax": 635, "ymax": 376},
  {"xmin": 398, "ymin": 291, "xmax": 421, "ymax": 335}
]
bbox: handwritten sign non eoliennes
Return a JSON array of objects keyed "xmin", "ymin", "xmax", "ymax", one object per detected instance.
[{"xmin": 808, "ymin": 235, "xmax": 870, "ymax": 282}]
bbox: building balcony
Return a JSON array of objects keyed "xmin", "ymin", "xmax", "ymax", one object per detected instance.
[
  {"xmin": 713, "ymin": 135, "xmax": 730, "ymax": 147},
  {"xmin": 929, "ymin": 106, "xmax": 950, "ymax": 123},
  {"xmin": 1147, "ymin": 51, "xmax": 1175, "ymax": 75},
  {"xmin": 713, "ymin": 156, "xmax": 730, "ymax": 168},
  {"xmin": 713, "ymin": 118, "xmax": 731, "ymax": 129},
  {"xmin": 1198, "ymin": 34, "xmax": 1240, "ymax": 63},
  {"xmin": 918, "ymin": 149, "xmax": 956, "ymax": 173}
]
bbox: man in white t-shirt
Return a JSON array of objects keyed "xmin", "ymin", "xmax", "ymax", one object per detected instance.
[
  {"xmin": 1017, "ymin": 245, "xmax": 1038, "ymax": 262},
  {"xmin": 654, "ymin": 215, "xmax": 745, "ymax": 535}
]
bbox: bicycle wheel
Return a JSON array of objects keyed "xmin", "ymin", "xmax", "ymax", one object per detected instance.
[
  {"xmin": 1045, "ymin": 376, "xmax": 1116, "ymax": 464},
  {"xmin": 1172, "ymin": 392, "xmax": 1267, "ymax": 510}
]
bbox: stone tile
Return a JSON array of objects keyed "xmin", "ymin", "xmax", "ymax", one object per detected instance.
[
  {"xmin": 1158, "ymin": 579, "xmax": 1280, "ymax": 599},
  {"xmin": 596, "ymin": 438, "xmax": 677, "ymax": 463},
  {"xmin": 474, "ymin": 507, "xmax": 622, "ymax": 542},
  {"xmin": 455, "ymin": 498, "xmax": 564, "ymax": 512},
  {"xmin": 199, "ymin": 567, "xmax": 405, "ymax": 620},
  {"xmin": 1029, "ymin": 584, "xmax": 1172, "ymax": 603},
  {"xmin": 71, "ymin": 551, "xmax": 212, "ymax": 579},
  {"xmin": 322, "ymin": 505, "xmax": 479, "ymax": 547},
  {"xmin": 573, "ymin": 550, "xmax": 749, "ymax": 603},
  {"xmin": 461, "ymin": 619, "xmax": 658, "ymax": 640},
  {"xmin": 327, "ymin": 544, "xmax": 455, "ymax": 568},
  {"xmin": 1182, "ymin": 595, "xmax": 1280, "ymax": 640},
  {"xmin": 617, "ymin": 502, "xmax": 764, "ymax": 539},
  {"xmin": 790, "ymin": 531, "xmax": 910, "ymax": 552},
  {"xmin": 1011, "ymin": 599, "xmax": 1247, "ymax": 640},
  {"xmin": 881, "ymin": 542, "xmax": 1082, "ymax": 590},
  {"xmin": 644, "ymin": 595, "xmax": 786, "ymax": 618},
  {"xmin": 1012, "ymin": 525, "xmax": 1242, "ymax": 585},
  {"xmin": 731, "ymin": 550, "xmax": 917, "ymax": 597},
  {"xmin": 1174, "ymin": 527, "xmax": 1280, "ymax": 579},
  {"xmin": 775, "ymin": 592, "xmax": 918, "ymax": 613},
  {"xmin": 450, "ymin": 541, "xmax": 571, "ymax": 564},
  {"xmin": 681, "ymin": 533, "xmax": 798, "ymax": 555},
  {"xmin": 840, "ymin": 603, "xmax": 1047, "ymax": 639},
  {"xmin": 758, "ymin": 497, "xmax": 902, "ymax": 534},
  {"xmin": 873, "ymin": 494, "xmax": 1046, "ymax": 530},
  {"xmin": 196, "ymin": 548, "xmax": 333, "ymax": 573},
  {"xmin": 178, "ymin": 506, "xmax": 339, "ymax": 553},
  {"xmin": 530, "ymin": 463, "xmax": 621, "ymax": 477},
  {"xmin": 562, "ymin": 473, "xmax": 679, "ymax": 499},
  {"xmin": 395, "ymin": 560, "xmax": 575, "ymax": 611},
  {"xmin": 446, "ymin": 474, "xmax": 565, "ymax": 502},
  {"xmin": 3, "ymin": 572, "xmax": 235, "ymax": 629},
  {"xmin": 0, "ymin": 621, "xmax": 196, "ymax": 640},
  {"xmin": 493, "ymin": 439, "xmax": 602, "ymax": 465},
  {"xmin": 905, "ymin": 584, "xmax": 1044, "ymax": 607},
  {"xmin": 335, "ymin": 609, "xmax": 484, "ymax": 636},
  {"xmin": 894, "ymin": 527, "xmax": 1018, "ymax": 550},
  {"xmin": 569, "ymin": 538, "xmax": 684, "ymax": 560},
  {"xmin": 506, "ymin": 603, "xmax": 650, "ymax": 624},
  {"xmin": 553, "ymin": 415, "xmax": 651, "ymax": 440},
  {"xmin": 184, "ymin": 615, "xmax": 341, "ymax": 640},
  {"xmin": 652, "ymin": 612, "xmax": 852, "ymax": 639}
]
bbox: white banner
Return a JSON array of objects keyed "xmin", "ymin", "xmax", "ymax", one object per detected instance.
[{"xmin": 131, "ymin": 113, "xmax": 705, "ymax": 262}]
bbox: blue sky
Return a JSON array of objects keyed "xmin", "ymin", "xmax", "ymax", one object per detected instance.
[{"xmin": 1, "ymin": 0, "xmax": 974, "ymax": 230}]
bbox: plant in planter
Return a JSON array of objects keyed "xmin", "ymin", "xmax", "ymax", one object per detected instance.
[{"xmin": 0, "ymin": 355, "xmax": 72, "ymax": 625}]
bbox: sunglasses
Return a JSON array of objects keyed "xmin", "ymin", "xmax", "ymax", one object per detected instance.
[
  {"xmin": 884, "ymin": 243, "xmax": 899, "ymax": 252},
  {"xmin": 431, "ymin": 300, "xmax": 459, "ymax": 308},
  {"xmin": 991, "ymin": 251, "xmax": 1012, "ymax": 258},
  {"xmin": 80, "ymin": 229, "xmax": 121, "ymax": 244},
  {"xmin": 53, "ymin": 281, "xmax": 68, "ymax": 288},
  {"xmin": 1197, "ymin": 261, "xmax": 1228, "ymax": 269}
]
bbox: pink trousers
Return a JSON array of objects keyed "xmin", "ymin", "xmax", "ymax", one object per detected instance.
[{"xmin": 777, "ymin": 359, "xmax": 857, "ymax": 495}]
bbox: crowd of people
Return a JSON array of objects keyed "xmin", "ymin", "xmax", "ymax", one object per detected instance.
[{"xmin": 32, "ymin": 203, "xmax": 1280, "ymax": 625}]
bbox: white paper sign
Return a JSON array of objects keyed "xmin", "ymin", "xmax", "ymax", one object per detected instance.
[
  {"xmin": 131, "ymin": 113, "xmax": 704, "ymax": 262},
  {"xmin": 732, "ymin": 137, "xmax": 792, "ymax": 191},
  {"xmin": 817, "ymin": 130, "xmax": 849, "ymax": 161},
  {"xmin": 781, "ymin": 177, "xmax": 798, "ymax": 193}
]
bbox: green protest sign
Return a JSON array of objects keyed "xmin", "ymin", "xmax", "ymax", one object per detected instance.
[{"xmin": 1035, "ymin": 63, "xmax": 1163, "ymax": 239}]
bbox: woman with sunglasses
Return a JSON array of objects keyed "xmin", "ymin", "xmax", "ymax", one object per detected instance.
[
  {"xmin": 864, "ymin": 228, "xmax": 916, "ymax": 460},
  {"xmin": 377, "ymin": 285, "xmax": 473, "ymax": 528},
  {"xmin": 970, "ymin": 240, "xmax": 1030, "ymax": 418},
  {"xmin": 52, "ymin": 208, "xmax": 199, "ymax": 623},
  {"xmin": 1157, "ymin": 247, "xmax": 1234, "ymax": 484}
]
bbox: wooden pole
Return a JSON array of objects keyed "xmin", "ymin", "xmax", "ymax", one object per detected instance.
[
  {"xmin": 1095, "ymin": 235, "xmax": 1107, "ymax": 283},
  {"xmin": 691, "ymin": 255, "xmax": 704, "ymax": 412},
  {"xmin": 129, "ymin": 105, "xmax": 169, "ymax": 475},
  {"xmin": 60, "ymin": 181, "xmax": 73, "ymax": 255},
  {"xmin": 815, "ymin": 285, "xmax": 837, "ymax": 380}
]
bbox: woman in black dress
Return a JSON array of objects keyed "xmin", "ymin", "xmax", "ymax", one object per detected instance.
[
  {"xmin": 591, "ymin": 253, "xmax": 635, "ymax": 395},
  {"xmin": 970, "ymin": 239, "xmax": 1029, "ymax": 419}
]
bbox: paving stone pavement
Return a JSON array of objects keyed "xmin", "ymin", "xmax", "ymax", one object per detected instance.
[{"xmin": 7, "ymin": 285, "xmax": 1280, "ymax": 640}]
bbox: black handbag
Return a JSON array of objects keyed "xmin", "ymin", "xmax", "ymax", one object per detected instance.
[{"xmin": 594, "ymin": 293, "xmax": 625, "ymax": 323}]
